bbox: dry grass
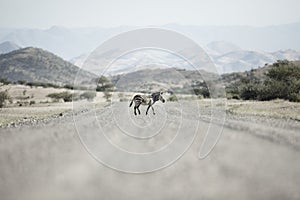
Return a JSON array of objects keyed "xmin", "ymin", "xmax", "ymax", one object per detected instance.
[
  {"xmin": 0, "ymin": 103, "xmax": 72, "ymax": 126},
  {"xmin": 226, "ymin": 99, "xmax": 300, "ymax": 120}
]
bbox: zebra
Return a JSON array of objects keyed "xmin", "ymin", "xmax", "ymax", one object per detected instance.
[{"xmin": 129, "ymin": 92, "xmax": 165, "ymax": 115}]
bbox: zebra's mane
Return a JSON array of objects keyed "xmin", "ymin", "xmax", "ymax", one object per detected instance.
[{"xmin": 151, "ymin": 92, "xmax": 161, "ymax": 102}]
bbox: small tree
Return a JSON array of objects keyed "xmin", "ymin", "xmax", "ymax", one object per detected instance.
[
  {"xmin": 95, "ymin": 76, "xmax": 114, "ymax": 92},
  {"xmin": 96, "ymin": 76, "xmax": 109, "ymax": 86}
]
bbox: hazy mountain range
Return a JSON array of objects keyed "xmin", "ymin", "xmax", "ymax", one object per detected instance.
[
  {"xmin": 0, "ymin": 41, "xmax": 20, "ymax": 54},
  {"xmin": 0, "ymin": 45, "xmax": 299, "ymax": 94},
  {"xmin": 1, "ymin": 23, "xmax": 300, "ymax": 73}
]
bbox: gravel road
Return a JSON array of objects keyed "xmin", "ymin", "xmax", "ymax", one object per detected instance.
[{"xmin": 0, "ymin": 101, "xmax": 300, "ymax": 200}]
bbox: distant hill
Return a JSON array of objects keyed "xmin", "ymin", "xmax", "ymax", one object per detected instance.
[
  {"xmin": 271, "ymin": 49, "xmax": 300, "ymax": 60},
  {"xmin": 0, "ymin": 41, "xmax": 20, "ymax": 54},
  {"xmin": 206, "ymin": 41, "xmax": 242, "ymax": 56},
  {"xmin": 110, "ymin": 67, "xmax": 219, "ymax": 92},
  {"xmin": 210, "ymin": 49, "xmax": 300, "ymax": 73},
  {"xmin": 0, "ymin": 47, "xmax": 96, "ymax": 84},
  {"xmin": 213, "ymin": 50, "xmax": 276, "ymax": 72}
]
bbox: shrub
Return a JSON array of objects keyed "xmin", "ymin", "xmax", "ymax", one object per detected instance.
[
  {"xmin": 17, "ymin": 80, "xmax": 27, "ymax": 85},
  {"xmin": 103, "ymin": 91, "xmax": 112, "ymax": 102},
  {"xmin": 0, "ymin": 90, "xmax": 12, "ymax": 108},
  {"xmin": 192, "ymin": 81, "xmax": 210, "ymax": 98},
  {"xmin": 289, "ymin": 92, "xmax": 300, "ymax": 102},
  {"xmin": 29, "ymin": 100, "xmax": 35, "ymax": 105},
  {"xmin": 239, "ymin": 83, "xmax": 260, "ymax": 100},
  {"xmin": 168, "ymin": 94, "xmax": 178, "ymax": 102},
  {"xmin": 96, "ymin": 83, "xmax": 114, "ymax": 92},
  {"xmin": 0, "ymin": 78, "xmax": 11, "ymax": 85},
  {"xmin": 47, "ymin": 91, "xmax": 73, "ymax": 102},
  {"xmin": 63, "ymin": 84, "xmax": 74, "ymax": 90},
  {"xmin": 80, "ymin": 91, "xmax": 96, "ymax": 101},
  {"xmin": 260, "ymin": 61, "xmax": 300, "ymax": 101},
  {"xmin": 26, "ymin": 82, "xmax": 60, "ymax": 88}
]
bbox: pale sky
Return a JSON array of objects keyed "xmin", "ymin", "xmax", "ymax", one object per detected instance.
[{"xmin": 0, "ymin": 0, "xmax": 300, "ymax": 28}]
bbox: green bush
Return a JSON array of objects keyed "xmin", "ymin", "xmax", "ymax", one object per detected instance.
[
  {"xmin": 240, "ymin": 83, "xmax": 260, "ymax": 100},
  {"xmin": 289, "ymin": 92, "xmax": 300, "ymax": 102},
  {"xmin": 47, "ymin": 91, "xmax": 73, "ymax": 102},
  {"xmin": 226, "ymin": 60, "xmax": 300, "ymax": 102},
  {"xmin": 260, "ymin": 61, "xmax": 300, "ymax": 101}
]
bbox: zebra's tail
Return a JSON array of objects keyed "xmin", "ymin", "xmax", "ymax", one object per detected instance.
[{"xmin": 129, "ymin": 98, "xmax": 134, "ymax": 107}]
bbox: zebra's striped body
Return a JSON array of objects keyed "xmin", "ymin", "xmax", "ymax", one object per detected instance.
[{"xmin": 129, "ymin": 92, "xmax": 165, "ymax": 115}]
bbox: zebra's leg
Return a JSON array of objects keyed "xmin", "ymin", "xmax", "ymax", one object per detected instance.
[
  {"xmin": 137, "ymin": 105, "xmax": 141, "ymax": 115},
  {"xmin": 151, "ymin": 106, "xmax": 155, "ymax": 115},
  {"xmin": 146, "ymin": 104, "xmax": 151, "ymax": 115},
  {"xmin": 134, "ymin": 106, "xmax": 137, "ymax": 115}
]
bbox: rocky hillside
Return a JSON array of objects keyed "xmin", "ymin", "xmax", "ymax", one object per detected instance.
[{"xmin": 0, "ymin": 47, "xmax": 96, "ymax": 85}]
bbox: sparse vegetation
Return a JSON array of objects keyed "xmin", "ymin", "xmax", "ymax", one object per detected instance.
[{"xmin": 47, "ymin": 91, "xmax": 73, "ymax": 102}]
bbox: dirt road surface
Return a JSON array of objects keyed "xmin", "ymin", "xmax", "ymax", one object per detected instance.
[{"xmin": 1, "ymin": 101, "xmax": 300, "ymax": 200}]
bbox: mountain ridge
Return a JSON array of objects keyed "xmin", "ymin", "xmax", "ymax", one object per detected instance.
[{"xmin": 0, "ymin": 47, "xmax": 96, "ymax": 84}]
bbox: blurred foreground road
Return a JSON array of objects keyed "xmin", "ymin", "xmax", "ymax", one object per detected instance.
[{"xmin": 0, "ymin": 102, "xmax": 300, "ymax": 200}]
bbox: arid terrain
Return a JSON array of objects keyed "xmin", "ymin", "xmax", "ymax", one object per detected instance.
[{"xmin": 1, "ymin": 92, "xmax": 300, "ymax": 200}]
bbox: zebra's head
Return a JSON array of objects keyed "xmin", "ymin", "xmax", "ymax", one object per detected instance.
[
  {"xmin": 151, "ymin": 91, "xmax": 165, "ymax": 103},
  {"xmin": 159, "ymin": 91, "xmax": 165, "ymax": 103}
]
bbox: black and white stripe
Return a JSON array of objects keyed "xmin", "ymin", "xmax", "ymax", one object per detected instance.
[{"xmin": 129, "ymin": 92, "xmax": 165, "ymax": 115}]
